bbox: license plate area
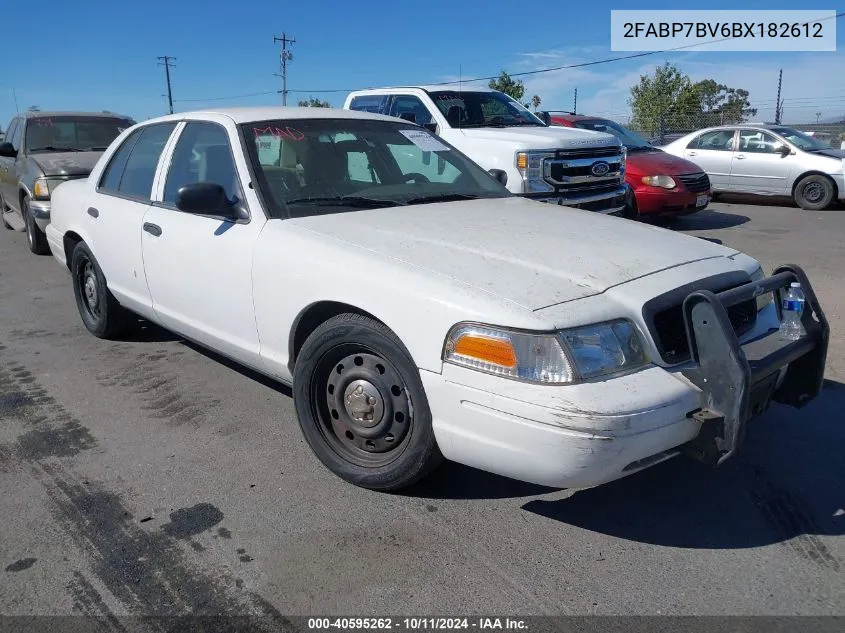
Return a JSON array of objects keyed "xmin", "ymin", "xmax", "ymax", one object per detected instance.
[{"xmin": 696, "ymin": 194, "xmax": 709, "ymax": 207}]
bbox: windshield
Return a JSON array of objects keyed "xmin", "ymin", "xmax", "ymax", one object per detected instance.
[
  {"xmin": 243, "ymin": 118, "xmax": 511, "ymax": 217},
  {"xmin": 572, "ymin": 119, "xmax": 653, "ymax": 150},
  {"xmin": 770, "ymin": 127, "xmax": 834, "ymax": 151},
  {"xmin": 25, "ymin": 115, "xmax": 134, "ymax": 152},
  {"xmin": 427, "ymin": 90, "xmax": 546, "ymax": 128}
]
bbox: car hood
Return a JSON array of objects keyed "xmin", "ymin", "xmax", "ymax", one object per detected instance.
[
  {"xmin": 289, "ymin": 197, "xmax": 739, "ymax": 311},
  {"xmin": 30, "ymin": 151, "xmax": 102, "ymax": 177},
  {"xmin": 457, "ymin": 126, "xmax": 621, "ymax": 150},
  {"xmin": 626, "ymin": 149, "xmax": 704, "ymax": 176},
  {"xmin": 808, "ymin": 148, "xmax": 845, "ymax": 160}
]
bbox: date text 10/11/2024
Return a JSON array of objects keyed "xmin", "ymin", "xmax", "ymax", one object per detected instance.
[{"xmin": 307, "ymin": 618, "xmax": 529, "ymax": 630}]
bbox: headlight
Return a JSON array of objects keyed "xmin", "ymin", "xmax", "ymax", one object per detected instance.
[
  {"xmin": 641, "ymin": 175, "xmax": 676, "ymax": 189},
  {"xmin": 33, "ymin": 178, "xmax": 50, "ymax": 199},
  {"xmin": 443, "ymin": 319, "xmax": 649, "ymax": 384},
  {"xmin": 750, "ymin": 266, "xmax": 773, "ymax": 311}
]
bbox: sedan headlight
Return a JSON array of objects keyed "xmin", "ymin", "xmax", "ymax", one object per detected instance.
[
  {"xmin": 443, "ymin": 320, "xmax": 649, "ymax": 384},
  {"xmin": 33, "ymin": 178, "xmax": 50, "ymax": 199},
  {"xmin": 641, "ymin": 175, "xmax": 676, "ymax": 189}
]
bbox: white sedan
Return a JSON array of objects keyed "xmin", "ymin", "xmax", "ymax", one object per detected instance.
[{"xmin": 45, "ymin": 107, "xmax": 829, "ymax": 492}]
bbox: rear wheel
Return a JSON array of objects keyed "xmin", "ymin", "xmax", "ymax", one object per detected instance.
[
  {"xmin": 23, "ymin": 196, "xmax": 50, "ymax": 254},
  {"xmin": 70, "ymin": 242, "xmax": 131, "ymax": 339},
  {"xmin": 293, "ymin": 313, "xmax": 443, "ymax": 491},
  {"xmin": 794, "ymin": 174, "xmax": 835, "ymax": 211}
]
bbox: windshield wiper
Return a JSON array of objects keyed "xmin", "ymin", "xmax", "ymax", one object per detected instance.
[
  {"xmin": 404, "ymin": 193, "xmax": 484, "ymax": 205},
  {"xmin": 284, "ymin": 196, "xmax": 402, "ymax": 208},
  {"xmin": 28, "ymin": 146, "xmax": 83, "ymax": 152}
]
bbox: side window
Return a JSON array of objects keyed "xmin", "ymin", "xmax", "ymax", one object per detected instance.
[
  {"xmin": 388, "ymin": 95, "xmax": 433, "ymax": 126},
  {"xmin": 738, "ymin": 130, "xmax": 781, "ymax": 154},
  {"xmin": 99, "ymin": 128, "xmax": 144, "ymax": 192},
  {"xmin": 10, "ymin": 118, "xmax": 23, "ymax": 151},
  {"xmin": 348, "ymin": 95, "xmax": 388, "ymax": 114},
  {"xmin": 164, "ymin": 122, "xmax": 241, "ymax": 205},
  {"xmin": 387, "ymin": 142, "xmax": 461, "ymax": 184},
  {"xmin": 692, "ymin": 130, "xmax": 735, "ymax": 151},
  {"xmin": 117, "ymin": 123, "xmax": 177, "ymax": 200},
  {"xmin": 4, "ymin": 119, "xmax": 18, "ymax": 146}
]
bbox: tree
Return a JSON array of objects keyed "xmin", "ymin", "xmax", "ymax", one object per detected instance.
[
  {"xmin": 628, "ymin": 62, "xmax": 694, "ymax": 135},
  {"xmin": 531, "ymin": 95, "xmax": 542, "ymax": 112},
  {"xmin": 488, "ymin": 70, "xmax": 525, "ymax": 102},
  {"xmin": 297, "ymin": 97, "xmax": 331, "ymax": 108}
]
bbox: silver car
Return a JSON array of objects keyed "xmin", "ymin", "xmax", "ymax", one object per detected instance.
[{"xmin": 662, "ymin": 124, "xmax": 845, "ymax": 210}]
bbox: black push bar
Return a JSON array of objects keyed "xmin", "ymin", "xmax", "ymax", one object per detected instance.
[{"xmin": 680, "ymin": 264, "xmax": 829, "ymax": 466}]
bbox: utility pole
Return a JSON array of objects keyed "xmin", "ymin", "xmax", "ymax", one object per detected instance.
[
  {"xmin": 573, "ymin": 88, "xmax": 577, "ymax": 114},
  {"xmin": 816, "ymin": 112, "xmax": 822, "ymax": 124},
  {"xmin": 273, "ymin": 33, "xmax": 296, "ymax": 106},
  {"xmin": 157, "ymin": 56, "xmax": 176, "ymax": 114},
  {"xmin": 774, "ymin": 68, "xmax": 783, "ymax": 125}
]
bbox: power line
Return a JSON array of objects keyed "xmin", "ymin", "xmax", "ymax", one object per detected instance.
[
  {"xmin": 174, "ymin": 90, "xmax": 280, "ymax": 103},
  {"xmin": 157, "ymin": 56, "xmax": 176, "ymax": 114},
  {"xmin": 273, "ymin": 32, "xmax": 295, "ymax": 106}
]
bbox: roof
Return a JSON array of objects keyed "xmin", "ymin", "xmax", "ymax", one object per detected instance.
[
  {"xmin": 146, "ymin": 106, "xmax": 403, "ymax": 125},
  {"xmin": 19, "ymin": 110, "xmax": 133, "ymax": 120},
  {"xmin": 347, "ymin": 85, "xmax": 497, "ymax": 95}
]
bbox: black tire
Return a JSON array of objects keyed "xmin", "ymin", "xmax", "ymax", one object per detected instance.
[
  {"xmin": 293, "ymin": 313, "xmax": 443, "ymax": 491},
  {"xmin": 23, "ymin": 196, "xmax": 50, "ymax": 254},
  {"xmin": 622, "ymin": 187, "xmax": 640, "ymax": 221},
  {"xmin": 793, "ymin": 174, "xmax": 835, "ymax": 211},
  {"xmin": 70, "ymin": 242, "xmax": 131, "ymax": 339}
]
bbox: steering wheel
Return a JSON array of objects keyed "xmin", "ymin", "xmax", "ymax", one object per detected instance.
[{"xmin": 401, "ymin": 172, "xmax": 431, "ymax": 184}]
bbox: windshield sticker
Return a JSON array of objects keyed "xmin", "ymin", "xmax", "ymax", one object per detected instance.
[
  {"xmin": 253, "ymin": 126, "xmax": 304, "ymax": 141},
  {"xmin": 399, "ymin": 129, "xmax": 449, "ymax": 152},
  {"xmin": 34, "ymin": 118, "xmax": 53, "ymax": 126}
]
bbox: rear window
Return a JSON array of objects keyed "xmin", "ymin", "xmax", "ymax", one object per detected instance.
[
  {"xmin": 348, "ymin": 95, "xmax": 389, "ymax": 114},
  {"xmin": 25, "ymin": 116, "xmax": 135, "ymax": 153}
]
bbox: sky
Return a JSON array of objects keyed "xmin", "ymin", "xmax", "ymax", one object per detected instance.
[{"xmin": 1, "ymin": 0, "xmax": 843, "ymax": 130}]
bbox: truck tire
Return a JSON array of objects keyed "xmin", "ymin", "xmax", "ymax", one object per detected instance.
[
  {"xmin": 23, "ymin": 196, "xmax": 50, "ymax": 254},
  {"xmin": 293, "ymin": 313, "xmax": 443, "ymax": 491},
  {"xmin": 70, "ymin": 242, "xmax": 131, "ymax": 339},
  {"xmin": 793, "ymin": 174, "xmax": 835, "ymax": 211}
]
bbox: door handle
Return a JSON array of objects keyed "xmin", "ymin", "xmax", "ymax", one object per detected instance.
[
  {"xmin": 687, "ymin": 151, "xmax": 697, "ymax": 156},
  {"xmin": 143, "ymin": 222, "xmax": 162, "ymax": 237},
  {"xmin": 87, "ymin": 207, "xmax": 99, "ymax": 218},
  {"xmin": 735, "ymin": 154, "xmax": 746, "ymax": 160}
]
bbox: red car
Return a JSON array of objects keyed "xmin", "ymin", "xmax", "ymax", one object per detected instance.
[{"xmin": 540, "ymin": 112, "xmax": 712, "ymax": 221}]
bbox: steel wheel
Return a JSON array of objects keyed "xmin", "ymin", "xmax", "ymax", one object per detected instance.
[
  {"xmin": 78, "ymin": 258, "xmax": 102, "ymax": 322},
  {"xmin": 313, "ymin": 347, "xmax": 413, "ymax": 467}
]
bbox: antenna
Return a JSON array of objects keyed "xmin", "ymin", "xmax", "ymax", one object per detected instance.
[{"xmin": 12, "ymin": 88, "xmax": 20, "ymax": 113}]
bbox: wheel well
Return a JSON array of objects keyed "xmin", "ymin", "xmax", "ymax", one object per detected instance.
[
  {"xmin": 63, "ymin": 232, "xmax": 84, "ymax": 270},
  {"xmin": 791, "ymin": 171, "xmax": 839, "ymax": 198},
  {"xmin": 289, "ymin": 301, "xmax": 383, "ymax": 370}
]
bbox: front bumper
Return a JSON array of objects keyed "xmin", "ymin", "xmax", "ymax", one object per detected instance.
[
  {"xmin": 521, "ymin": 184, "xmax": 628, "ymax": 215},
  {"xmin": 634, "ymin": 187, "xmax": 711, "ymax": 216},
  {"xmin": 424, "ymin": 264, "xmax": 828, "ymax": 489},
  {"xmin": 28, "ymin": 199, "xmax": 51, "ymax": 231}
]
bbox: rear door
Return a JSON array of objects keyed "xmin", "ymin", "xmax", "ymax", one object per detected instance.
[
  {"xmin": 728, "ymin": 129, "xmax": 794, "ymax": 194},
  {"xmin": 0, "ymin": 118, "xmax": 19, "ymax": 207},
  {"xmin": 86, "ymin": 122, "xmax": 178, "ymax": 320},
  {"xmin": 683, "ymin": 129, "xmax": 736, "ymax": 190}
]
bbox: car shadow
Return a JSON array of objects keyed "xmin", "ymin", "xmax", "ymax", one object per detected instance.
[
  {"xmin": 663, "ymin": 209, "xmax": 751, "ymax": 231},
  {"xmin": 405, "ymin": 461, "xmax": 558, "ymax": 500},
  {"xmin": 713, "ymin": 193, "xmax": 845, "ymax": 211},
  {"xmin": 123, "ymin": 319, "xmax": 181, "ymax": 343},
  {"xmin": 520, "ymin": 379, "xmax": 845, "ymax": 554}
]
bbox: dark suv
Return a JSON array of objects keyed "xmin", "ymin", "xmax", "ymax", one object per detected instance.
[{"xmin": 0, "ymin": 111, "xmax": 135, "ymax": 253}]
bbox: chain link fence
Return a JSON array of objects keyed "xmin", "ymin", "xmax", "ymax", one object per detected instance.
[{"xmin": 617, "ymin": 112, "xmax": 845, "ymax": 148}]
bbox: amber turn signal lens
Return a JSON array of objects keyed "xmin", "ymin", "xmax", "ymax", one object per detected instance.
[
  {"xmin": 516, "ymin": 152, "xmax": 528, "ymax": 171},
  {"xmin": 453, "ymin": 334, "xmax": 518, "ymax": 368}
]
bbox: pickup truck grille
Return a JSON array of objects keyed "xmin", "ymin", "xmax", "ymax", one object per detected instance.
[
  {"xmin": 555, "ymin": 147, "xmax": 620, "ymax": 159},
  {"xmin": 651, "ymin": 297, "xmax": 757, "ymax": 364},
  {"xmin": 677, "ymin": 172, "xmax": 711, "ymax": 193},
  {"xmin": 549, "ymin": 160, "xmax": 623, "ymax": 181}
]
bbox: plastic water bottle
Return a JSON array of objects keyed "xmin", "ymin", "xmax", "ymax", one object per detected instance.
[{"xmin": 779, "ymin": 282, "xmax": 806, "ymax": 340}]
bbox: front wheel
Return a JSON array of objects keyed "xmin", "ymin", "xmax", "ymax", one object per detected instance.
[
  {"xmin": 794, "ymin": 174, "xmax": 835, "ymax": 211},
  {"xmin": 293, "ymin": 313, "xmax": 443, "ymax": 491},
  {"xmin": 70, "ymin": 242, "xmax": 131, "ymax": 339},
  {"xmin": 23, "ymin": 197, "xmax": 50, "ymax": 254}
]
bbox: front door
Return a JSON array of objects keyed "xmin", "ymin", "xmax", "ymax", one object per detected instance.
[
  {"xmin": 141, "ymin": 121, "xmax": 265, "ymax": 367},
  {"xmin": 728, "ymin": 129, "xmax": 794, "ymax": 195},
  {"xmin": 683, "ymin": 129, "xmax": 736, "ymax": 190}
]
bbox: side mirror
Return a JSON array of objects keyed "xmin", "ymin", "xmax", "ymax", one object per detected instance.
[
  {"xmin": 422, "ymin": 122, "xmax": 438, "ymax": 134},
  {"xmin": 778, "ymin": 144, "xmax": 792, "ymax": 157},
  {"xmin": 175, "ymin": 182, "xmax": 245, "ymax": 220},
  {"xmin": 399, "ymin": 112, "xmax": 417, "ymax": 123},
  {"xmin": 488, "ymin": 169, "xmax": 508, "ymax": 186},
  {"xmin": 0, "ymin": 142, "xmax": 17, "ymax": 158}
]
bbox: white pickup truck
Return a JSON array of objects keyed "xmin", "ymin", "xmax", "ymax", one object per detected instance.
[{"xmin": 344, "ymin": 86, "xmax": 629, "ymax": 214}]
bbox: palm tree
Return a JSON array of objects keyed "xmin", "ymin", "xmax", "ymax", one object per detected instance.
[{"xmin": 531, "ymin": 95, "xmax": 541, "ymax": 112}]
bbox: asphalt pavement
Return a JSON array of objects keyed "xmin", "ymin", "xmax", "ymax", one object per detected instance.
[{"xmin": 1, "ymin": 196, "xmax": 843, "ymax": 623}]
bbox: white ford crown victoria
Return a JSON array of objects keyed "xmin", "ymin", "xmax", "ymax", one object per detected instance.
[{"xmin": 45, "ymin": 107, "xmax": 829, "ymax": 492}]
